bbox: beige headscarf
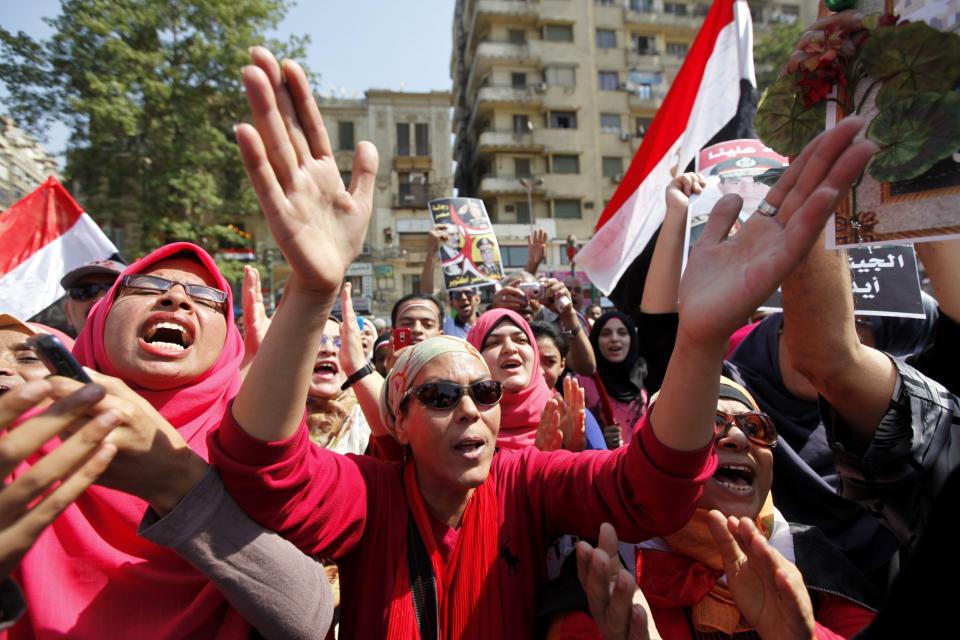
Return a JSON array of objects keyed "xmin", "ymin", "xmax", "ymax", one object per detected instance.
[{"xmin": 379, "ymin": 335, "xmax": 485, "ymax": 439}]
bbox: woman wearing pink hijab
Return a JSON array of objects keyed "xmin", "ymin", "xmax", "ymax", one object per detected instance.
[{"xmin": 467, "ymin": 309, "xmax": 585, "ymax": 451}]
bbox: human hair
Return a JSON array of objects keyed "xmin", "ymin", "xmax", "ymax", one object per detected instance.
[
  {"xmin": 391, "ymin": 293, "xmax": 444, "ymax": 326},
  {"xmin": 530, "ymin": 321, "xmax": 568, "ymax": 358}
]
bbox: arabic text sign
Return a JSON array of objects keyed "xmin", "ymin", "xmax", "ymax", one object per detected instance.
[{"xmin": 427, "ymin": 197, "xmax": 504, "ymax": 291}]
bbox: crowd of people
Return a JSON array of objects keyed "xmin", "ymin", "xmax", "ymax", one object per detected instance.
[{"xmin": 1, "ymin": 16, "xmax": 958, "ymax": 640}]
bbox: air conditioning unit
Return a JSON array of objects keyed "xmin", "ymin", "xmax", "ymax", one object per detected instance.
[
  {"xmin": 611, "ymin": 173, "xmax": 623, "ymax": 184},
  {"xmin": 532, "ymin": 82, "xmax": 548, "ymax": 93},
  {"xmin": 619, "ymin": 132, "xmax": 632, "ymax": 142}
]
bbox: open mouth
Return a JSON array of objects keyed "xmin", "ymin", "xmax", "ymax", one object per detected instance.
[
  {"xmin": 712, "ymin": 464, "xmax": 755, "ymax": 493},
  {"xmin": 141, "ymin": 320, "xmax": 194, "ymax": 352},
  {"xmin": 312, "ymin": 360, "xmax": 339, "ymax": 380},
  {"xmin": 453, "ymin": 437, "xmax": 486, "ymax": 459},
  {"xmin": 500, "ymin": 359, "xmax": 523, "ymax": 372}
]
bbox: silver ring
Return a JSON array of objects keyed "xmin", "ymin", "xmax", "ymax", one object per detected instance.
[{"xmin": 756, "ymin": 199, "xmax": 779, "ymax": 218}]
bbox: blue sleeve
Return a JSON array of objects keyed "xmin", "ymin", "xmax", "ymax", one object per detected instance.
[{"xmin": 584, "ymin": 408, "xmax": 608, "ymax": 450}]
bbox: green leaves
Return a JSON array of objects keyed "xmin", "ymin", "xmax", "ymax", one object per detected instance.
[
  {"xmin": 867, "ymin": 91, "xmax": 960, "ymax": 182},
  {"xmin": 755, "ymin": 75, "xmax": 826, "ymax": 157},
  {"xmin": 861, "ymin": 21, "xmax": 960, "ymax": 106}
]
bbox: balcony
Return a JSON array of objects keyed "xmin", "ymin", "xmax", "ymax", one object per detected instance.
[
  {"xmin": 623, "ymin": 9, "xmax": 703, "ymax": 30},
  {"xmin": 472, "ymin": 0, "xmax": 539, "ymax": 25},
  {"xmin": 531, "ymin": 128, "xmax": 579, "ymax": 151},
  {"xmin": 475, "ymin": 41, "xmax": 533, "ymax": 64},
  {"xmin": 477, "ymin": 130, "xmax": 543, "ymax": 152},
  {"xmin": 478, "ymin": 173, "xmax": 543, "ymax": 196},
  {"xmin": 626, "ymin": 51, "xmax": 664, "ymax": 70},
  {"xmin": 628, "ymin": 89, "xmax": 666, "ymax": 111},
  {"xmin": 476, "ymin": 85, "xmax": 543, "ymax": 106}
]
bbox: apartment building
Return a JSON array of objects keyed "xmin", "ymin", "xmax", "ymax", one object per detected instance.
[
  {"xmin": 451, "ymin": 0, "xmax": 818, "ymax": 275},
  {"xmin": 0, "ymin": 116, "xmax": 60, "ymax": 210},
  {"xmin": 245, "ymin": 90, "xmax": 454, "ymax": 317}
]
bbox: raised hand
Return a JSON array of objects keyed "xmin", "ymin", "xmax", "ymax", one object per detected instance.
[
  {"xmin": 240, "ymin": 265, "xmax": 271, "ymax": 369},
  {"xmin": 535, "ymin": 398, "xmax": 563, "ymax": 451},
  {"xmin": 664, "ymin": 172, "xmax": 706, "ymax": 213},
  {"xmin": 236, "ymin": 47, "xmax": 378, "ymax": 296},
  {"xmin": 706, "ymin": 511, "xmax": 815, "ymax": 640},
  {"xmin": 526, "ymin": 228, "xmax": 549, "ymax": 273},
  {"xmin": 0, "ymin": 380, "xmax": 118, "ymax": 578},
  {"xmin": 576, "ymin": 522, "xmax": 661, "ymax": 640},
  {"xmin": 559, "ymin": 376, "xmax": 586, "ymax": 452},
  {"xmin": 338, "ymin": 283, "xmax": 369, "ymax": 377},
  {"xmin": 677, "ymin": 116, "xmax": 876, "ymax": 349}
]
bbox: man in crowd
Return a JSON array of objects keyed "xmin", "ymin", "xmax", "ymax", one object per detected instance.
[
  {"xmin": 60, "ymin": 259, "xmax": 125, "ymax": 335},
  {"xmin": 443, "ymin": 287, "xmax": 480, "ymax": 339}
]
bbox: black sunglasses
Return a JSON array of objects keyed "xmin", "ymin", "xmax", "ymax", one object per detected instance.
[
  {"xmin": 401, "ymin": 380, "xmax": 503, "ymax": 411},
  {"xmin": 119, "ymin": 274, "xmax": 227, "ymax": 310},
  {"xmin": 714, "ymin": 411, "xmax": 778, "ymax": 448},
  {"xmin": 68, "ymin": 282, "xmax": 113, "ymax": 301}
]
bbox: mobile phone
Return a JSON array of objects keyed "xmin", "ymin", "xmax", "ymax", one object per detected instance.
[
  {"xmin": 26, "ymin": 334, "xmax": 92, "ymax": 383},
  {"xmin": 518, "ymin": 282, "xmax": 543, "ymax": 300},
  {"xmin": 392, "ymin": 327, "xmax": 413, "ymax": 351}
]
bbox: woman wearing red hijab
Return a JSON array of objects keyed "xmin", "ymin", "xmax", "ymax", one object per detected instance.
[{"xmin": 466, "ymin": 308, "xmax": 585, "ymax": 451}]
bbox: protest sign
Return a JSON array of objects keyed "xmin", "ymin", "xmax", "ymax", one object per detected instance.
[{"xmin": 427, "ymin": 197, "xmax": 504, "ymax": 291}]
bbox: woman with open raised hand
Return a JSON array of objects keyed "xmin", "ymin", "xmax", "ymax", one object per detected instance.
[{"xmin": 206, "ymin": 43, "xmax": 879, "ymax": 638}]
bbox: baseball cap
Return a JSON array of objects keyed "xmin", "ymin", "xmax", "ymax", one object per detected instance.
[{"xmin": 60, "ymin": 259, "xmax": 126, "ymax": 289}]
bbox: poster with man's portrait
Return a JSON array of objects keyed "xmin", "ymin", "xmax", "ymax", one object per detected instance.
[{"xmin": 428, "ymin": 197, "xmax": 504, "ymax": 291}]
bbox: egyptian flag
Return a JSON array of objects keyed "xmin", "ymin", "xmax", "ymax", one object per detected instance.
[
  {"xmin": 576, "ymin": 0, "xmax": 756, "ymax": 306},
  {"xmin": 0, "ymin": 177, "xmax": 118, "ymax": 319}
]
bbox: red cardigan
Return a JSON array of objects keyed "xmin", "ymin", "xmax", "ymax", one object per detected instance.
[{"xmin": 209, "ymin": 411, "xmax": 717, "ymax": 638}]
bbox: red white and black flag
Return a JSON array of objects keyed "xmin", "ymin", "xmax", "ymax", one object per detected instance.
[
  {"xmin": 0, "ymin": 177, "xmax": 119, "ymax": 319},
  {"xmin": 576, "ymin": 0, "xmax": 757, "ymax": 302}
]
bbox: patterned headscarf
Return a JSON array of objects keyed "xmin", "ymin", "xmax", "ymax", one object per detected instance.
[{"xmin": 379, "ymin": 335, "xmax": 485, "ymax": 438}]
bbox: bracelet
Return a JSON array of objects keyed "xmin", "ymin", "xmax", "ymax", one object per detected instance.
[
  {"xmin": 561, "ymin": 322, "xmax": 581, "ymax": 338},
  {"xmin": 341, "ymin": 362, "xmax": 375, "ymax": 391}
]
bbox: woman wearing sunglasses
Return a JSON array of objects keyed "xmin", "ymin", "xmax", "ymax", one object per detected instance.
[
  {"xmin": 466, "ymin": 308, "xmax": 585, "ymax": 451},
  {"xmin": 556, "ymin": 378, "xmax": 879, "ymax": 640}
]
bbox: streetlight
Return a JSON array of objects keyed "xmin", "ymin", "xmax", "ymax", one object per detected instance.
[{"xmin": 518, "ymin": 176, "xmax": 542, "ymax": 235}]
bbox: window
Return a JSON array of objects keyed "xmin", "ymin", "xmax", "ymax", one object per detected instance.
[
  {"xmin": 595, "ymin": 29, "xmax": 616, "ymax": 49},
  {"xmin": 552, "ymin": 155, "xmax": 580, "ymax": 174},
  {"xmin": 632, "ymin": 34, "xmax": 656, "ymax": 54},
  {"xmin": 501, "ymin": 245, "xmax": 530, "ymax": 268},
  {"xmin": 511, "ymin": 72, "xmax": 527, "ymax": 89},
  {"xmin": 338, "ymin": 121, "xmax": 355, "ymax": 150},
  {"xmin": 544, "ymin": 67, "xmax": 576, "ymax": 87},
  {"xmin": 629, "ymin": 0, "xmax": 654, "ymax": 11},
  {"xmin": 554, "ymin": 200, "xmax": 582, "ymax": 219},
  {"xmin": 635, "ymin": 117, "xmax": 652, "ymax": 137},
  {"xmin": 543, "ymin": 24, "xmax": 574, "ymax": 42},
  {"xmin": 597, "ymin": 71, "xmax": 620, "ymax": 91},
  {"xmin": 549, "ymin": 111, "xmax": 577, "ymax": 129},
  {"xmin": 594, "ymin": 0, "xmax": 615, "ymax": 5},
  {"xmin": 514, "ymin": 201, "xmax": 531, "ymax": 224},
  {"xmin": 514, "ymin": 158, "xmax": 532, "ymax": 178},
  {"xmin": 602, "ymin": 157, "xmax": 623, "ymax": 178},
  {"xmin": 666, "ymin": 42, "xmax": 689, "ymax": 57},
  {"xmin": 415, "ymin": 123, "xmax": 429, "ymax": 156},
  {"xmin": 749, "ymin": 4, "xmax": 764, "ymax": 22},
  {"xmin": 637, "ymin": 83, "xmax": 653, "ymax": 100},
  {"xmin": 600, "ymin": 113, "xmax": 621, "ymax": 134},
  {"xmin": 508, "ymin": 29, "xmax": 527, "ymax": 44},
  {"xmin": 396, "ymin": 123, "xmax": 410, "ymax": 156},
  {"xmin": 402, "ymin": 274, "xmax": 422, "ymax": 293},
  {"xmin": 513, "ymin": 114, "xmax": 531, "ymax": 133},
  {"xmin": 664, "ymin": 2, "xmax": 688, "ymax": 16}
]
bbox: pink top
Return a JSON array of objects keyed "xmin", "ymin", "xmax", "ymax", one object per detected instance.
[
  {"xmin": 208, "ymin": 408, "xmax": 717, "ymax": 638},
  {"xmin": 576, "ymin": 375, "xmax": 647, "ymax": 446}
]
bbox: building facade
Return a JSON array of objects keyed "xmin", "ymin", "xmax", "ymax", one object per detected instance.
[
  {"xmin": 244, "ymin": 90, "xmax": 453, "ymax": 317},
  {"xmin": 451, "ymin": 0, "xmax": 818, "ymax": 277},
  {"xmin": 0, "ymin": 117, "xmax": 60, "ymax": 210}
]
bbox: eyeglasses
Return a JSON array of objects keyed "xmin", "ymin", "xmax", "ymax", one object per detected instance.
[
  {"xmin": 68, "ymin": 282, "xmax": 113, "ymax": 301},
  {"xmin": 119, "ymin": 274, "xmax": 227, "ymax": 310},
  {"xmin": 401, "ymin": 380, "xmax": 503, "ymax": 411},
  {"xmin": 320, "ymin": 335, "xmax": 341, "ymax": 349},
  {"xmin": 714, "ymin": 411, "xmax": 778, "ymax": 448}
]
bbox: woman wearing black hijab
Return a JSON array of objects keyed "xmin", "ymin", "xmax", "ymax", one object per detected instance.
[{"xmin": 577, "ymin": 311, "xmax": 647, "ymax": 448}]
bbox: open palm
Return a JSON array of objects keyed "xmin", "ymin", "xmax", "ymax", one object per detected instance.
[
  {"xmin": 679, "ymin": 117, "xmax": 876, "ymax": 347},
  {"xmin": 236, "ymin": 48, "xmax": 378, "ymax": 294}
]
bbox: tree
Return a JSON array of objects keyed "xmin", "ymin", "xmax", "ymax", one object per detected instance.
[
  {"xmin": 753, "ymin": 22, "xmax": 806, "ymax": 94},
  {"xmin": 0, "ymin": 0, "xmax": 310, "ymax": 270}
]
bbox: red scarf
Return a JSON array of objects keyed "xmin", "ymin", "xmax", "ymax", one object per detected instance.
[
  {"xmin": 386, "ymin": 462, "xmax": 504, "ymax": 639},
  {"xmin": 466, "ymin": 309, "xmax": 553, "ymax": 450}
]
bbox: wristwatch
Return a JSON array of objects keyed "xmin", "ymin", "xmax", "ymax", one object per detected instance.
[
  {"xmin": 340, "ymin": 362, "xmax": 375, "ymax": 391},
  {"xmin": 561, "ymin": 322, "xmax": 582, "ymax": 338}
]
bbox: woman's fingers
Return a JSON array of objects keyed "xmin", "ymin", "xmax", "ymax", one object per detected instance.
[
  {"xmin": 278, "ymin": 56, "xmax": 333, "ymax": 160},
  {"xmin": 0, "ymin": 384, "xmax": 106, "ymax": 478},
  {"xmin": 0, "ymin": 408, "xmax": 120, "ymax": 529},
  {"xmin": 240, "ymin": 64, "xmax": 299, "ymax": 190},
  {"xmin": 697, "ymin": 194, "xmax": 743, "ymax": 246},
  {"xmin": 348, "ymin": 141, "xmax": 379, "ymax": 209},
  {"xmin": 706, "ymin": 511, "xmax": 746, "ymax": 576},
  {"xmin": 0, "ymin": 380, "xmax": 53, "ymax": 432},
  {"xmin": 235, "ymin": 122, "xmax": 288, "ymax": 221}
]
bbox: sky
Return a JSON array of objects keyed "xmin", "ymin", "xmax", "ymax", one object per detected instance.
[{"xmin": 0, "ymin": 0, "xmax": 456, "ymax": 164}]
